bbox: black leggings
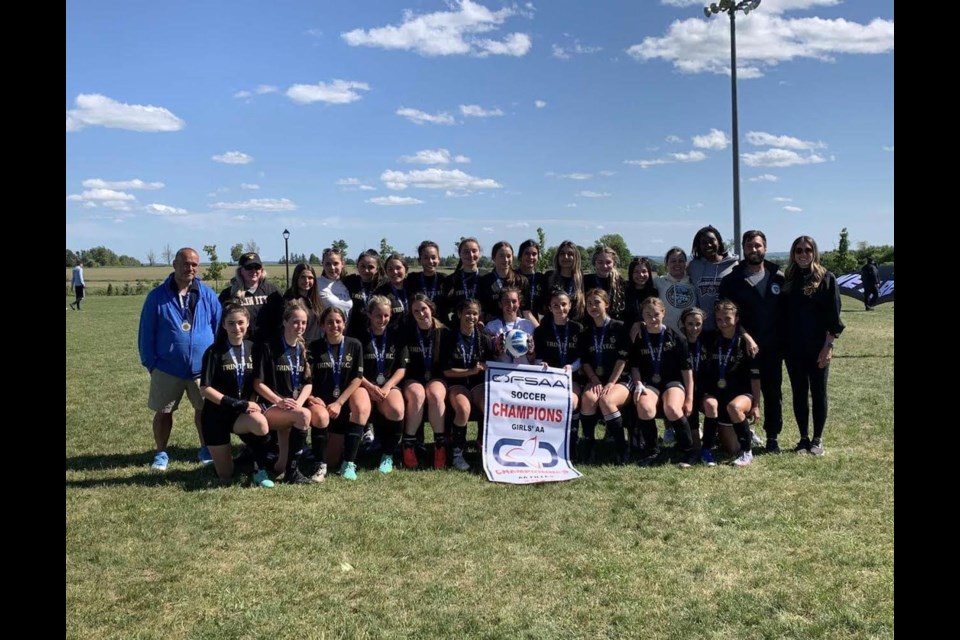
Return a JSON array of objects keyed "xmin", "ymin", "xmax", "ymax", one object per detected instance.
[{"xmin": 785, "ymin": 355, "xmax": 829, "ymax": 440}]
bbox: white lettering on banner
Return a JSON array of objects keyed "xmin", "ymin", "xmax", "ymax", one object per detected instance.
[{"xmin": 483, "ymin": 361, "xmax": 582, "ymax": 485}]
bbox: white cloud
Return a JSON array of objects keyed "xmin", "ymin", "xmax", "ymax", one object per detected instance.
[
  {"xmin": 627, "ymin": 10, "xmax": 893, "ymax": 78},
  {"xmin": 783, "ymin": 205, "xmax": 803, "ymax": 212},
  {"xmin": 576, "ymin": 190, "xmax": 611, "ymax": 198},
  {"xmin": 748, "ymin": 173, "xmax": 779, "ymax": 182},
  {"xmin": 598, "ymin": 170, "xmax": 617, "ymax": 177},
  {"xmin": 669, "ymin": 151, "xmax": 708, "ymax": 162},
  {"xmin": 746, "ymin": 131, "xmax": 826, "ymax": 149},
  {"xmin": 212, "ymin": 151, "xmax": 254, "ymax": 165},
  {"xmin": 233, "ymin": 90, "xmax": 252, "ymax": 99},
  {"xmin": 81, "ymin": 201, "xmax": 97, "ymax": 209},
  {"xmin": 400, "ymin": 148, "xmax": 471, "ymax": 164},
  {"xmin": 552, "ymin": 44, "xmax": 570, "ymax": 60},
  {"xmin": 66, "ymin": 94, "xmax": 185, "ymax": 133},
  {"xmin": 145, "ymin": 203, "xmax": 188, "ymax": 216},
  {"xmin": 482, "ymin": 226, "xmax": 495, "ymax": 233},
  {"xmin": 460, "ymin": 104, "xmax": 504, "ymax": 118},
  {"xmin": 665, "ymin": 135, "xmax": 683, "ymax": 144},
  {"xmin": 82, "ymin": 178, "xmax": 164, "ymax": 190},
  {"xmin": 336, "ymin": 178, "xmax": 377, "ymax": 191},
  {"xmin": 396, "ymin": 107, "xmax": 456, "ymax": 125},
  {"xmin": 773, "ymin": 196, "xmax": 792, "ymax": 202},
  {"xmin": 367, "ymin": 196, "xmax": 424, "ymax": 206},
  {"xmin": 506, "ymin": 221, "xmax": 530, "ymax": 228},
  {"xmin": 381, "ymin": 168, "xmax": 502, "ymax": 191},
  {"xmin": 692, "ymin": 129, "xmax": 729, "ymax": 150},
  {"xmin": 882, "ymin": 145, "xmax": 894, "ymax": 152},
  {"xmin": 101, "ymin": 201, "xmax": 133, "ymax": 211},
  {"xmin": 552, "ymin": 39, "xmax": 602, "ymax": 59},
  {"xmin": 624, "ymin": 158, "xmax": 671, "ymax": 169},
  {"xmin": 663, "ymin": 0, "xmax": 840, "ymax": 10},
  {"xmin": 742, "ymin": 148, "xmax": 827, "ymax": 167},
  {"xmin": 565, "ymin": 203, "xmax": 577, "ymax": 208},
  {"xmin": 286, "ymin": 80, "xmax": 370, "ymax": 104},
  {"xmin": 445, "ymin": 190, "xmax": 473, "ymax": 198},
  {"xmin": 559, "ymin": 173, "xmax": 593, "ymax": 180},
  {"xmin": 240, "ymin": 183, "xmax": 260, "ymax": 190},
  {"xmin": 306, "ymin": 28, "xmax": 323, "ymax": 38},
  {"xmin": 66, "ymin": 188, "xmax": 136, "ymax": 202},
  {"xmin": 256, "ymin": 85, "xmax": 278, "ymax": 94},
  {"xmin": 341, "ymin": 0, "xmax": 532, "ymax": 57},
  {"xmin": 534, "ymin": 100, "xmax": 547, "ymax": 108},
  {"xmin": 211, "ymin": 198, "xmax": 297, "ymax": 211}
]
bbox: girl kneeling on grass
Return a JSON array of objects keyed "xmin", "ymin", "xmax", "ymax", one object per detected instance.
[
  {"xmin": 305, "ymin": 307, "xmax": 370, "ymax": 481},
  {"xmin": 360, "ymin": 296, "xmax": 409, "ymax": 474},
  {"xmin": 443, "ymin": 298, "xmax": 494, "ymax": 471},
  {"xmin": 401, "ymin": 294, "xmax": 450, "ymax": 470},
  {"xmin": 200, "ymin": 303, "xmax": 274, "ymax": 487},
  {"xmin": 253, "ymin": 299, "xmax": 314, "ymax": 485},
  {"xmin": 629, "ymin": 297, "xmax": 696, "ymax": 468},
  {"xmin": 700, "ymin": 299, "xmax": 761, "ymax": 467}
]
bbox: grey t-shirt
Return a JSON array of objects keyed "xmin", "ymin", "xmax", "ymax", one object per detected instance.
[{"xmin": 688, "ymin": 255, "xmax": 738, "ymax": 329}]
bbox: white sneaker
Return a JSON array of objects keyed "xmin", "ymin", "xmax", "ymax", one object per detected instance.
[
  {"xmin": 310, "ymin": 462, "xmax": 328, "ymax": 483},
  {"xmin": 732, "ymin": 450, "xmax": 753, "ymax": 467},
  {"xmin": 452, "ymin": 448, "xmax": 470, "ymax": 471}
]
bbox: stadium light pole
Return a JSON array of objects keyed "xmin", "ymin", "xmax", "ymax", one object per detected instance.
[
  {"xmin": 282, "ymin": 229, "xmax": 290, "ymax": 289},
  {"xmin": 704, "ymin": 0, "xmax": 761, "ymax": 250}
]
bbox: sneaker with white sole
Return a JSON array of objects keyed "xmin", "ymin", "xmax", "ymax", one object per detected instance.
[
  {"xmin": 283, "ymin": 467, "xmax": 313, "ymax": 485},
  {"xmin": 310, "ymin": 462, "xmax": 328, "ymax": 483},
  {"xmin": 378, "ymin": 454, "xmax": 394, "ymax": 474},
  {"xmin": 151, "ymin": 451, "xmax": 169, "ymax": 471},
  {"xmin": 198, "ymin": 446, "xmax": 214, "ymax": 466},
  {"xmin": 809, "ymin": 437, "xmax": 825, "ymax": 456},
  {"xmin": 732, "ymin": 449, "xmax": 754, "ymax": 467},
  {"xmin": 340, "ymin": 461, "xmax": 358, "ymax": 481},
  {"xmin": 794, "ymin": 438, "xmax": 812, "ymax": 454},
  {"xmin": 253, "ymin": 468, "xmax": 275, "ymax": 488},
  {"xmin": 700, "ymin": 448, "xmax": 717, "ymax": 467},
  {"xmin": 361, "ymin": 426, "xmax": 375, "ymax": 445},
  {"xmin": 452, "ymin": 448, "xmax": 470, "ymax": 471}
]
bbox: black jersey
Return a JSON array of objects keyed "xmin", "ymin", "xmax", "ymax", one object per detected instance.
[
  {"xmin": 308, "ymin": 336, "xmax": 364, "ymax": 400},
  {"xmin": 583, "ymin": 273, "xmax": 625, "ymax": 320},
  {"xmin": 262, "ymin": 291, "xmax": 323, "ymax": 344},
  {"xmin": 700, "ymin": 332, "xmax": 759, "ymax": 396},
  {"xmin": 477, "ymin": 270, "xmax": 530, "ymax": 319},
  {"xmin": 373, "ymin": 282, "xmax": 411, "ymax": 331},
  {"xmin": 533, "ymin": 319, "xmax": 584, "ymax": 369},
  {"xmin": 360, "ymin": 327, "xmax": 409, "ymax": 384},
  {"xmin": 403, "ymin": 322, "xmax": 449, "ymax": 382},
  {"xmin": 255, "ymin": 336, "xmax": 313, "ymax": 400},
  {"xmin": 629, "ymin": 326, "xmax": 690, "ymax": 385},
  {"xmin": 544, "ymin": 270, "xmax": 585, "ymax": 320},
  {"xmin": 578, "ymin": 319, "xmax": 630, "ymax": 382},
  {"xmin": 404, "ymin": 271, "xmax": 447, "ymax": 306},
  {"xmin": 201, "ymin": 339, "xmax": 257, "ymax": 402},
  {"xmin": 519, "ymin": 270, "xmax": 547, "ymax": 318},
  {"xmin": 217, "ymin": 280, "xmax": 280, "ymax": 344},
  {"xmin": 441, "ymin": 269, "xmax": 483, "ymax": 325},
  {"xmin": 623, "ymin": 285, "xmax": 657, "ymax": 328},
  {"xmin": 342, "ymin": 274, "xmax": 381, "ymax": 339},
  {"xmin": 441, "ymin": 328, "xmax": 494, "ymax": 388}
]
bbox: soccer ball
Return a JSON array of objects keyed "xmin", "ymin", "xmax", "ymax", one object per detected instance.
[{"xmin": 504, "ymin": 329, "xmax": 530, "ymax": 358}]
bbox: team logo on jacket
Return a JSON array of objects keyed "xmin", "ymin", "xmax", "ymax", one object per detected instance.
[
  {"xmin": 666, "ymin": 284, "xmax": 694, "ymax": 308},
  {"xmin": 771, "ymin": 284, "xmax": 781, "ymax": 295}
]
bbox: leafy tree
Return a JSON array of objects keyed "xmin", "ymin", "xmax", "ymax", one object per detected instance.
[
  {"xmin": 331, "ymin": 239, "xmax": 349, "ymax": 256},
  {"xmin": 288, "ymin": 252, "xmax": 308, "ymax": 265},
  {"xmin": 66, "ymin": 249, "xmax": 78, "ymax": 267},
  {"xmin": 308, "ymin": 253, "xmax": 321, "ymax": 265},
  {"xmin": 536, "ymin": 227, "xmax": 549, "ymax": 271},
  {"xmin": 379, "ymin": 237, "xmax": 396, "ymax": 257},
  {"xmin": 244, "ymin": 239, "xmax": 260, "ymax": 255},
  {"xmin": 820, "ymin": 228, "xmax": 859, "ymax": 275},
  {"xmin": 202, "ymin": 245, "xmax": 225, "ymax": 288},
  {"xmin": 230, "ymin": 243, "xmax": 244, "ymax": 263},
  {"xmin": 591, "ymin": 234, "xmax": 631, "ymax": 270},
  {"xmin": 146, "ymin": 249, "xmax": 157, "ymax": 266},
  {"xmin": 118, "ymin": 255, "xmax": 142, "ymax": 267},
  {"xmin": 162, "ymin": 244, "xmax": 174, "ymax": 265}
]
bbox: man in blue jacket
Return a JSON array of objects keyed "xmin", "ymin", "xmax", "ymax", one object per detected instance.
[{"xmin": 138, "ymin": 248, "xmax": 222, "ymax": 470}]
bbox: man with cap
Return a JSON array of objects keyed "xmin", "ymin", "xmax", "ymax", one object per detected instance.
[
  {"xmin": 138, "ymin": 247, "xmax": 222, "ymax": 470},
  {"xmin": 218, "ymin": 252, "xmax": 280, "ymax": 343}
]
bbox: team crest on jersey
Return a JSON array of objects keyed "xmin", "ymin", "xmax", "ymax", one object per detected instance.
[{"xmin": 771, "ymin": 284, "xmax": 781, "ymax": 295}]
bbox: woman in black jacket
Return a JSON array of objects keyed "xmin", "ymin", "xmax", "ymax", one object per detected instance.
[{"xmin": 781, "ymin": 236, "xmax": 844, "ymax": 456}]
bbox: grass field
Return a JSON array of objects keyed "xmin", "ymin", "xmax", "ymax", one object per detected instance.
[{"xmin": 66, "ymin": 294, "xmax": 894, "ymax": 639}]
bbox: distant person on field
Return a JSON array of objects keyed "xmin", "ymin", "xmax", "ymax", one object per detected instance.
[
  {"xmin": 69, "ymin": 261, "xmax": 85, "ymax": 310},
  {"xmin": 860, "ymin": 257, "xmax": 881, "ymax": 310},
  {"xmin": 218, "ymin": 252, "xmax": 279, "ymax": 343},
  {"xmin": 138, "ymin": 247, "xmax": 222, "ymax": 471}
]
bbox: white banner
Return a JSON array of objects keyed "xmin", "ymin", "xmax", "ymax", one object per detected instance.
[{"xmin": 483, "ymin": 362, "xmax": 582, "ymax": 484}]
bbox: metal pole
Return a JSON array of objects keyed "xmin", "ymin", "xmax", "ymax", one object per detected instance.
[
  {"xmin": 729, "ymin": 9, "xmax": 742, "ymax": 249},
  {"xmin": 283, "ymin": 230, "xmax": 290, "ymax": 289}
]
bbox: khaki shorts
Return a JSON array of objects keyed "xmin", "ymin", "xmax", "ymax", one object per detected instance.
[{"xmin": 148, "ymin": 369, "xmax": 204, "ymax": 413}]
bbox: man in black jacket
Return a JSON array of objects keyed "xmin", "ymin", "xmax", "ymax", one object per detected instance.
[
  {"xmin": 860, "ymin": 258, "xmax": 880, "ymax": 310},
  {"xmin": 718, "ymin": 230, "xmax": 785, "ymax": 453}
]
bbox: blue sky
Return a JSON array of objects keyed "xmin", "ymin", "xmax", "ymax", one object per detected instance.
[{"xmin": 66, "ymin": 0, "xmax": 894, "ymax": 264}]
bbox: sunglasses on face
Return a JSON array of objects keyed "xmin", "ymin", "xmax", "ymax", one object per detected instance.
[
  {"xmin": 242, "ymin": 264, "xmax": 262, "ymax": 271},
  {"xmin": 795, "ymin": 248, "xmax": 814, "ymax": 255}
]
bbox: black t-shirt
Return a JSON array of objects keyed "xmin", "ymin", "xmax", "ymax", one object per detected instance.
[
  {"xmin": 583, "ymin": 273, "xmax": 625, "ymax": 320},
  {"xmin": 629, "ymin": 326, "xmax": 690, "ymax": 385},
  {"xmin": 477, "ymin": 270, "xmax": 530, "ymax": 319},
  {"xmin": 373, "ymin": 282, "xmax": 411, "ymax": 331},
  {"xmin": 518, "ymin": 271, "xmax": 546, "ymax": 318},
  {"xmin": 360, "ymin": 327, "xmax": 409, "ymax": 383},
  {"xmin": 218, "ymin": 280, "xmax": 280, "ymax": 344},
  {"xmin": 441, "ymin": 269, "xmax": 483, "ymax": 325},
  {"xmin": 700, "ymin": 332, "xmax": 760, "ymax": 395},
  {"xmin": 201, "ymin": 339, "xmax": 257, "ymax": 405},
  {"xmin": 404, "ymin": 271, "xmax": 447, "ymax": 306},
  {"xmin": 533, "ymin": 318, "xmax": 584, "ymax": 368},
  {"xmin": 262, "ymin": 291, "xmax": 323, "ymax": 344},
  {"xmin": 578, "ymin": 319, "xmax": 630, "ymax": 383},
  {"xmin": 623, "ymin": 285, "xmax": 657, "ymax": 328},
  {"xmin": 402, "ymin": 322, "xmax": 449, "ymax": 382},
  {"xmin": 308, "ymin": 337, "xmax": 364, "ymax": 400},
  {"xmin": 544, "ymin": 270, "xmax": 585, "ymax": 320},
  {"xmin": 441, "ymin": 328, "xmax": 494, "ymax": 387},
  {"xmin": 342, "ymin": 273, "xmax": 381, "ymax": 339},
  {"xmin": 255, "ymin": 336, "xmax": 313, "ymax": 400}
]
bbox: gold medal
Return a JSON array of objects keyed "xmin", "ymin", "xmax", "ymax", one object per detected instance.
[
  {"xmin": 181, "ymin": 321, "xmax": 191, "ymax": 331},
  {"xmin": 717, "ymin": 378, "xmax": 727, "ymax": 389}
]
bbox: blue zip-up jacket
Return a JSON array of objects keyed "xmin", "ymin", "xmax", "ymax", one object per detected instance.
[{"xmin": 138, "ymin": 274, "xmax": 222, "ymax": 379}]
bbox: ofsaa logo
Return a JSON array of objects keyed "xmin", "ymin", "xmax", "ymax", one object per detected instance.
[{"xmin": 491, "ymin": 373, "xmax": 568, "ymax": 389}]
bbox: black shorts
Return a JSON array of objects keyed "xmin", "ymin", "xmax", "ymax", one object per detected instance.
[
  {"xmin": 642, "ymin": 380, "xmax": 685, "ymax": 396},
  {"xmin": 704, "ymin": 387, "xmax": 753, "ymax": 410},
  {"xmin": 201, "ymin": 404, "xmax": 241, "ymax": 446}
]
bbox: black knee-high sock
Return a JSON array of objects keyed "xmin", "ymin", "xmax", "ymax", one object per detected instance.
[
  {"xmin": 604, "ymin": 411, "xmax": 626, "ymax": 461},
  {"xmin": 383, "ymin": 419, "xmax": 403, "ymax": 455},
  {"xmin": 401, "ymin": 434, "xmax": 418, "ymax": 450},
  {"xmin": 344, "ymin": 423, "xmax": 364, "ymax": 462},
  {"xmin": 287, "ymin": 428, "xmax": 306, "ymax": 472},
  {"xmin": 238, "ymin": 432, "xmax": 271, "ymax": 470},
  {"xmin": 434, "ymin": 432, "xmax": 447, "ymax": 451},
  {"xmin": 733, "ymin": 420, "xmax": 752, "ymax": 452},
  {"xmin": 638, "ymin": 418, "xmax": 658, "ymax": 453},
  {"xmin": 311, "ymin": 427, "xmax": 328, "ymax": 463},
  {"xmin": 580, "ymin": 413, "xmax": 599, "ymax": 461},
  {"xmin": 475, "ymin": 414, "xmax": 485, "ymax": 445},
  {"xmin": 569, "ymin": 413, "xmax": 580, "ymax": 460},
  {"xmin": 702, "ymin": 417, "xmax": 719, "ymax": 449},
  {"xmin": 452, "ymin": 424, "xmax": 468, "ymax": 450},
  {"xmin": 671, "ymin": 417, "xmax": 694, "ymax": 451}
]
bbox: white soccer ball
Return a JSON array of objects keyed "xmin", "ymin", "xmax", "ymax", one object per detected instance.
[{"xmin": 504, "ymin": 328, "xmax": 530, "ymax": 358}]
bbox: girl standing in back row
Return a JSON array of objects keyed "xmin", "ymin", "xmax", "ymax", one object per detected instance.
[{"xmin": 546, "ymin": 240, "xmax": 586, "ymax": 321}]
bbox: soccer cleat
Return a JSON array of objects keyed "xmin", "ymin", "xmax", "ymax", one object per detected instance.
[
  {"xmin": 750, "ymin": 429, "xmax": 763, "ymax": 447},
  {"xmin": 253, "ymin": 468, "xmax": 275, "ymax": 488},
  {"xmin": 340, "ymin": 461, "xmax": 358, "ymax": 481},
  {"xmin": 283, "ymin": 467, "xmax": 313, "ymax": 485},
  {"xmin": 361, "ymin": 426, "xmax": 375, "ymax": 445},
  {"xmin": 765, "ymin": 439, "xmax": 781, "ymax": 454},
  {"xmin": 402, "ymin": 446, "xmax": 419, "ymax": 470},
  {"xmin": 677, "ymin": 450, "xmax": 699, "ymax": 469},
  {"xmin": 151, "ymin": 451, "xmax": 169, "ymax": 471},
  {"xmin": 700, "ymin": 448, "xmax": 717, "ymax": 467},
  {"xmin": 663, "ymin": 426, "xmax": 676, "ymax": 445},
  {"xmin": 794, "ymin": 438, "xmax": 812, "ymax": 454},
  {"xmin": 732, "ymin": 449, "xmax": 753, "ymax": 467},
  {"xmin": 452, "ymin": 448, "xmax": 470, "ymax": 471},
  {"xmin": 198, "ymin": 446, "xmax": 214, "ymax": 465},
  {"xmin": 433, "ymin": 445, "xmax": 447, "ymax": 469},
  {"xmin": 378, "ymin": 454, "xmax": 394, "ymax": 474},
  {"xmin": 809, "ymin": 438, "xmax": 825, "ymax": 456},
  {"xmin": 310, "ymin": 462, "xmax": 328, "ymax": 483},
  {"xmin": 636, "ymin": 448, "xmax": 661, "ymax": 467}
]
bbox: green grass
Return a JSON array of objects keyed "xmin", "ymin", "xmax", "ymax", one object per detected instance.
[{"xmin": 66, "ymin": 295, "xmax": 893, "ymax": 639}]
